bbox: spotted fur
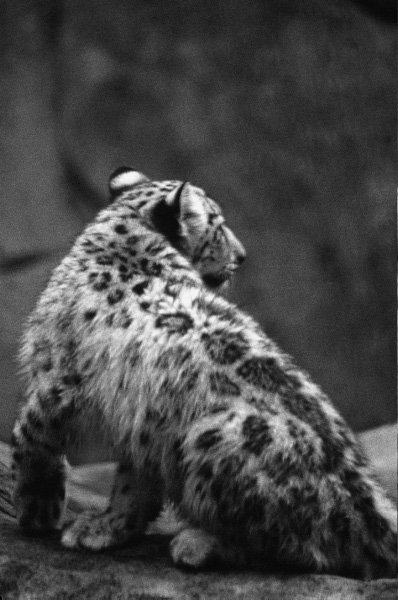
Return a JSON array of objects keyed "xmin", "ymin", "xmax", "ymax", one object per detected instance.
[{"xmin": 12, "ymin": 168, "xmax": 396, "ymax": 579}]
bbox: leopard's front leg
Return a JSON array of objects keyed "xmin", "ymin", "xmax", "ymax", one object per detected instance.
[{"xmin": 62, "ymin": 460, "xmax": 162, "ymax": 550}]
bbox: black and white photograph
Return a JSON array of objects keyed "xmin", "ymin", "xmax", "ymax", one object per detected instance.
[{"xmin": 0, "ymin": 1, "xmax": 396, "ymax": 598}]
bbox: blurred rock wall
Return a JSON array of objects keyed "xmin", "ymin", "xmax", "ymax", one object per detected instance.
[{"xmin": 0, "ymin": 0, "xmax": 396, "ymax": 448}]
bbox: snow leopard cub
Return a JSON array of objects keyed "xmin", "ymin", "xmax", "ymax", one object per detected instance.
[{"xmin": 12, "ymin": 167, "xmax": 396, "ymax": 579}]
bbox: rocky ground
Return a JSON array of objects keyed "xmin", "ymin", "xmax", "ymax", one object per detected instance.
[{"xmin": 0, "ymin": 3, "xmax": 396, "ymax": 595}]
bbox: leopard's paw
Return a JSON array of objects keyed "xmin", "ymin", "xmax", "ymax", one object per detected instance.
[
  {"xmin": 14, "ymin": 478, "xmax": 66, "ymax": 533},
  {"xmin": 61, "ymin": 510, "xmax": 130, "ymax": 550},
  {"xmin": 170, "ymin": 527, "xmax": 220, "ymax": 570}
]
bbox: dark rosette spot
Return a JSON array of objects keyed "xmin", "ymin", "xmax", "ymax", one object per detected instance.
[
  {"xmin": 209, "ymin": 372, "xmax": 240, "ymax": 396},
  {"xmin": 121, "ymin": 316, "xmax": 132, "ymax": 328},
  {"xmin": 201, "ymin": 329, "xmax": 248, "ymax": 365},
  {"xmin": 96, "ymin": 255, "xmax": 114, "ymax": 266},
  {"xmin": 236, "ymin": 357, "xmax": 293, "ymax": 391},
  {"xmin": 81, "ymin": 238, "xmax": 95, "ymax": 247},
  {"xmin": 84, "ymin": 246, "xmax": 102, "ymax": 254},
  {"xmin": 132, "ymin": 280, "xmax": 149, "ymax": 295},
  {"xmin": 88, "ymin": 271, "xmax": 98, "ymax": 282},
  {"xmin": 207, "ymin": 404, "xmax": 228, "ymax": 415},
  {"xmin": 155, "ymin": 312, "xmax": 194, "ymax": 334},
  {"xmin": 150, "ymin": 262, "xmax": 162, "ymax": 276},
  {"xmin": 62, "ymin": 373, "xmax": 82, "ymax": 386},
  {"xmin": 107, "ymin": 289, "xmax": 124, "ymax": 304},
  {"xmin": 135, "ymin": 199, "xmax": 147, "ymax": 209},
  {"xmin": 114, "ymin": 224, "xmax": 128, "ymax": 234},
  {"xmin": 126, "ymin": 235, "xmax": 139, "ymax": 245},
  {"xmin": 196, "ymin": 428, "xmax": 223, "ymax": 451},
  {"xmin": 92, "ymin": 271, "xmax": 112, "ymax": 291},
  {"xmin": 242, "ymin": 414, "xmax": 273, "ymax": 455},
  {"xmin": 78, "ymin": 260, "xmax": 88, "ymax": 271},
  {"xmin": 136, "ymin": 257, "xmax": 163, "ymax": 277},
  {"xmin": 114, "ymin": 251, "xmax": 128, "ymax": 263},
  {"xmin": 84, "ymin": 310, "xmax": 97, "ymax": 321}
]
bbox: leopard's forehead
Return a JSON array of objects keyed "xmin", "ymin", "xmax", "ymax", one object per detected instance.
[
  {"xmin": 151, "ymin": 180, "xmax": 182, "ymax": 192},
  {"xmin": 120, "ymin": 179, "xmax": 223, "ymax": 217},
  {"xmin": 119, "ymin": 179, "xmax": 179, "ymax": 198}
]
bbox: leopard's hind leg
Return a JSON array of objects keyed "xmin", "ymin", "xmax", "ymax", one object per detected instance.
[
  {"xmin": 169, "ymin": 405, "xmax": 270, "ymax": 571},
  {"xmin": 171, "ymin": 405, "xmax": 397, "ymax": 578},
  {"xmin": 170, "ymin": 404, "xmax": 327, "ymax": 572}
]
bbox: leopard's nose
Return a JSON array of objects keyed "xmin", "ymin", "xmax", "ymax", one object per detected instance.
[{"xmin": 235, "ymin": 248, "xmax": 246, "ymax": 265}]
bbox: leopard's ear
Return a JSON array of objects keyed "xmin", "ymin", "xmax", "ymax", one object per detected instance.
[
  {"xmin": 150, "ymin": 182, "xmax": 207, "ymax": 252},
  {"xmin": 108, "ymin": 167, "xmax": 149, "ymax": 197},
  {"xmin": 166, "ymin": 182, "xmax": 208, "ymax": 239}
]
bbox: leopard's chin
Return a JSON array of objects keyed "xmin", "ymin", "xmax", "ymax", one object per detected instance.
[{"xmin": 202, "ymin": 272, "xmax": 232, "ymax": 292}]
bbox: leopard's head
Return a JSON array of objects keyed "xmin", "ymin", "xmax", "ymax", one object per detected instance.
[{"xmin": 109, "ymin": 167, "xmax": 246, "ymax": 290}]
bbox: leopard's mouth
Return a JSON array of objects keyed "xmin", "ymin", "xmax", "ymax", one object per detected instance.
[
  {"xmin": 202, "ymin": 274, "xmax": 227, "ymax": 289},
  {"xmin": 202, "ymin": 269, "xmax": 235, "ymax": 290}
]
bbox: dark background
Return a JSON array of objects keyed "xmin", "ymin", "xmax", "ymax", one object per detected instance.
[{"xmin": 0, "ymin": 0, "xmax": 396, "ymax": 449}]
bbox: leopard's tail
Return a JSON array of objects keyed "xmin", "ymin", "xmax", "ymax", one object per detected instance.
[{"xmin": 352, "ymin": 475, "xmax": 397, "ymax": 579}]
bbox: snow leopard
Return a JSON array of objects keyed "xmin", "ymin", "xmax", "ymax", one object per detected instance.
[{"xmin": 12, "ymin": 167, "xmax": 397, "ymax": 579}]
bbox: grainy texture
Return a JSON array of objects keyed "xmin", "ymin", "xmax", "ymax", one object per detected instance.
[
  {"xmin": 59, "ymin": 0, "xmax": 396, "ymax": 432},
  {"xmin": 0, "ymin": 0, "xmax": 396, "ymax": 449}
]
